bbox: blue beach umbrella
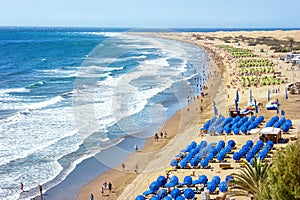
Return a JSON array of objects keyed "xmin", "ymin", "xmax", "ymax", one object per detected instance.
[
  {"xmin": 184, "ymin": 188, "xmax": 195, "ymax": 199},
  {"xmin": 165, "ymin": 176, "xmax": 179, "ymax": 187},
  {"xmin": 149, "ymin": 181, "xmax": 159, "ymax": 192},
  {"xmin": 157, "ymin": 189, "xmax": 168, "ymax": 198},
  {"xmin": 213, "ymin": 101, "xmax": 218, "ymax": 116},
  {"xmin": 219, "ymin": 181, "xmax": 228, "ymax": 192},
  {"xmin": 171, "ymin": 188, "xmax": 181, "ymax": 199},
  {"xmin": 170, "ymin": 159, "xmax": 178, "ymax": 167},
  {"xmin": 212, "ymin": 176, "xmax": 221, "ymax": 185},
  {"xmin": 163, "ymin": 196, "xmax": 172, "ymax": 200},
  {"xmin": 207, "ymin": 182, "xmax": 217, "ymax": 193},
  {"xmin": 268, "ymin": 89, "xmax": 270, "ymax": 102},
  {"xmin": 183, "ymin": 176, "xmax": 193, "ymax": 186},
  {"xmin": 225, "ymin": 175, "xmax": 234, "ymax": 183},
  {"xmin": 157, "ymin": 176, "xmax": 167, "ymax": 187},
  {"xmin": 199, "ymin": 175, "xmax": 208, "ymax": 184},
  {"xmin": 135, "ymin": 195, "xmax": 145, "ymax": 200},
  {"xmin": 236, "ymin": 90, "xmax": 239, "ymax": 102},
  {"xmin": 150, "ymin": 196, "xmax": 160, "ymax": 200},
  {"xmin": 175, "ymin": 196, "xmax": 185, "ymax": 200}
]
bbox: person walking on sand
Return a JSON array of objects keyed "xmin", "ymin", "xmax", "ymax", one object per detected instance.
[
  {"xmin": 160, "ymin": 131, "xmax": 163, "ymax": 138},
  {"xmin": 38, "ymin": 184, "xmax": 43, "ymax": 200},
  {"xmin": 135, "ymin": 164, "xmax": 138, "ymax": 173},
  {"xmin": 108, "ymin": 182, "xmax": 112, "ymax": 193},
  {"xmin": 135, "ymin": 144, "xmax": 138, "ymax": 152},
  {"xmin": 103, "ymin": 180, "xmax": 107, "ymax": 189},
  {"xmin": 101, "ymin": 187, "xmax": 104, "ymax": 196},
  {"xmin": 90, "ymin": 193, "xmax": 94, "ymax": 200},
  {"xmin": 121, "ymin": 163, "xmax": 125, "ymax": 171},
  {"xmin": 164, "ymin": 131, "xmax": 167, "ymax": 139}
]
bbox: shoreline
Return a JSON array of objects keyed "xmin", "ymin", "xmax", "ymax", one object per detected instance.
[
  {"xmin": 76, "ymin": 34, "xmax": 225, "ymax": 200},
  {"xmin": 77, "ymin": 30, "xmax": 299, "ymax": 199}
]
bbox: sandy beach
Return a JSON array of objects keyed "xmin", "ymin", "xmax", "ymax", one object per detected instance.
[{"xmin": 77, "ymin": 30, "xmax": 300, "ymax": 200}]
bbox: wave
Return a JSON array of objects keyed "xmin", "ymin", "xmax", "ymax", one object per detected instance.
[
  {"xmin": 0, "ymin": 87, "xmax": 30, "ymax": 95},
  {"xmin": 28, "ymin": 81, "xmax": 45, "ymax": 88},
  {"xmin": 79, "ymin": 32, "xmax": 122, "ymax": 37}
]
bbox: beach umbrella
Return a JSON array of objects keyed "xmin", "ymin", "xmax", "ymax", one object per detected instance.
[
  {"xmin": 225, "ymin": 175, "xmax": 234, "ymax": 183},
  {"xmin": 183, "ymin": 176, "xmax": 193, "ymax": 186},
  {"xmin": 268, "ymin": 89, "xmax": 270, "ymax": 102},
  {"xmin": 157, "ymin": 189, "xmax": 168, "ymax": 198},
  {"xmin": 228, "ymin": 140, "xmax": 236, "ymax": 148},
  {"xmin": 246, "ymin": 140, "xmax": 254, "ymax": 147},
  {"xmin": 170, "ymin": 159, "xmax": 178, "ymax": 167},
  {"xmin": 207, "ymin": 182, "xmax": 217, "ymax": 193},
  {"xmin": 149, "ymin": 181, "xmax": 159, "ymax": 192},
  {"xmin": 179, "ymin": 159, "xmax": 188, "ymax": 168},
  {"xmin": 219, "ymin": 181, "xmax": 228, "ymax": 192},
  {"xmin": 165, "ymin": 176, "xmax": 178, "ymax": 188},
  {"xmin": 212, "ymin": 176, "xmax": 221, "ymax": 185},
  {"xmin": 282, "ymin": 124, "xmax": 289, "ymax": 132},
  {"xmin": 233, "ymin": 127, "xmax": 239, "ymax": 135},
  {"xmin": 157, "ymin": 176, "xmax": 167, "ymax": 187},
  {"xmin": 135, "ymin": 195, "xmax": 145, "ymax": 200},
  {"xmin": 235, "ymin": 99, "xmax": 239, "ymax": 113},
  {"xmin": 199, "ymin": 175, "xmax": 208, "ymax": 184},
  {"xmin": 175, "ymin": 196, "xmax": 185, "ymax": 200},
  {"xmin": 217, "ymin": 151, "xmax": 226, "ymax": 161},
  {"xmin": 236, "ymin": 90, "xmax": 239, "ymax": 102},
  {"xmin": 150, "ymin": 196, "xmax": 160, "ymax": 200},
  {"xmin": 184, "ymin": 188, "xmax": 195, "ymax": 199},
  {"xmin": 200, "ymin": 158, "xmax": 209, "ymax": 168},
  {"xmin": 254, "ymin": 99, "xmax": 258, "ymax": 114},
  {"xmin": 163, "ymin": 196, "xmax": 172, "ymax": 200},
  {"xmin": 286, "ymin": 89, "xmax": 288, "ymax": 99},
  {"xmin": 206, "ymin": 152, "xmax": 214, "ymax": 160},
  {"xmin": 170, "ymin": 188, "xmax": 181, "ymax": 199},
  {"xmin": 250, "ymin": 89, "xmax": 252, "ymax": 102},
  {"xmin": 213, "ymin": 101, "xmax": 218, "ymax": 116},
  {"xmin": 281, "ymin": 110, "xmax": 285, "ymax": 117},
  {"xmin": 233, "ymin": 152, "xmax": 241, "ymax": 161}
]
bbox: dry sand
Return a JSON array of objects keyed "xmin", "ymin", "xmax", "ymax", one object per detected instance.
[{"xmin": 77, "ymin": 30, "xmax": 300, "ymax": 200}]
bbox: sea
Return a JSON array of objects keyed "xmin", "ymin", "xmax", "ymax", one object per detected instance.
[
  {"xmin": 0, "ymin": 27, "xmax": 211, "ymax": 200},
  {"xmin": 1, "ymin": 27, "xmax": 297, "ymax": 200}
]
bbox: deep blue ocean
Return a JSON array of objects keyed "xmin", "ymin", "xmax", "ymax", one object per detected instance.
[
  {"xmin": 1, "ymin": 27, "xmax": 297, "ymax": 200},
  {"xmin": 0, "ymin": 27, "xmax": 212, "ymax": 200}
]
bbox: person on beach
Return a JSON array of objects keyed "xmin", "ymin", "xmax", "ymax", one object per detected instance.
[
  {"xmin": 38, "ymin": 184, "xmax": 43, "ymax": 200},
  {"xmin": 103, "ymin": 180, "xmax": 107, "ymax": 189},
  {"xmin": 121, "ymin": 163, "xmax": 125, "ymax": 171},
  {"xmin": 164, "ymin": 131, "xmax": 167, "ymax": 139},
  {"xmin": 90, "ymin": 193, "xmax": 94, "ymax": 200},
  {"xmin": 20, "ymin": 182, "xmax": 24, "ymax": 193},
  {"xmin": 135, "ymin": 144, "xmax": 138, "ymax": 152},
  {"xmin": 160, "ymin": 131, "xmax": 163, "ymax": 138},
  {"xmin": 101, "ymin": 187, "xmax": 104, "ymax": 196},
  {"xmin": 135, "ymin": 164, "xmax": 138, "ymax": 173},
  {"xmin": 154, "ymin": 133, "xmax": 159, "ymax": 142},
  {"xmin": 108, "ymin": 182, "xmax": 112, "ymax": 193}
]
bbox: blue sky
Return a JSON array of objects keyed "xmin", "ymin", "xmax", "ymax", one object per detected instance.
[{"xmin": 1, "ymin": 0, "xmax": 299, "ymax": 28}]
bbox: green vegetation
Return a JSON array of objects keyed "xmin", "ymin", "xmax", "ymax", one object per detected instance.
[
  {"xmin": 227, "ymin": 142, "xmax": 300, "ymax": 200},
  {"xmin": 266, "ymin": 142, "xmax": 300, "ymax": 200},
  {"xmin": 227, "ymin": 158, "xmax": 270, "ymax": 200}
]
